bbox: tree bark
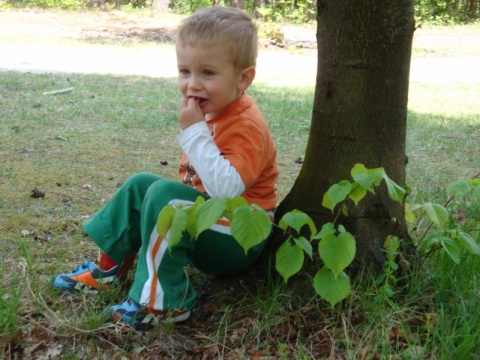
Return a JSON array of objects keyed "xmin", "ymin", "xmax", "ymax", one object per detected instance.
[
  {"xmin": 274, "ymin": 0, "xmax": 415, "ymax": 272},
  {"xmin": 308, "ymin": 0, "xmax": 317, "ymax": 21},
  {"xmin": 230, "ymin": 0, "xmax": 244, "ymax": 9},
  {"xmin": 252, "ymin": 0, "xmax": 266, "ymax": 17},
  {"xmin": 151, "ymin": 0, "xmax": 170, "ymax": 11}
]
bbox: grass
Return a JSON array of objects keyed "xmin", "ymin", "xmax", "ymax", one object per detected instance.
[
  {"xmin": 407, "ymin": 82, "xmax": 480, "ymax": 197},
  {"xmin": 1, "ymin": 14, "xmax": 480, "ymax": 360},
  {"xmin": 412, "ymin": 23, "xmax": 480, "ymax": 57}
]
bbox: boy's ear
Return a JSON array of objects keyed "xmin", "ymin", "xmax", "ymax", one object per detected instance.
[{"xmin": 238, "ymin": 66, "xmax": 256, "ymax": 91}]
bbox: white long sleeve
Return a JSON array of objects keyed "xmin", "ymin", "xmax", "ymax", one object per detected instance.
[{"xmin": 176, "ymin": 121, "xmax": 245, "ymax": 198}]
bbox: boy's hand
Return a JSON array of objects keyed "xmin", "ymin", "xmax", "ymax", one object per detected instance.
[{"xmin": 178, "ymin": 97, "xmax": 205, "ymax": 131}]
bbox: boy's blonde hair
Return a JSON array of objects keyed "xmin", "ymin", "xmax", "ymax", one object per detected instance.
[{"xmin": 176, "ymin": 6, "xmax": 258, "ymax": 71}]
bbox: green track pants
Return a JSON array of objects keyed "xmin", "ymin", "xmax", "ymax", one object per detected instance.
[{"xmin": 83, "ymin": 172, "xmax": 269, "ymax": 312}]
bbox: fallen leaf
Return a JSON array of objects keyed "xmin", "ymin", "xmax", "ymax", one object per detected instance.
[
  {"xmin": 35, "ymin": 235, "xmax": 50, "ymax": 242},
  {"xmin": 401, "ymin": 345, "xmax": 425, "ymax": 360},
  {"xmin": 36, "ymin": 344, "xmax": 63, "ymax": 360},
  {"xmin": 21, "ymin": 230, "xmax": 32, "ymax": 237},
  {"xmin": 23, "ymin": 341, "xmax": 45, "ymax": 358},
  {"xmin": 294, "ymin": 156, "xmax": 303, "ymax": 164},
  {"xmin": 273, "ymin": 321, "xmax": 298, "ymax": 340},
  {"xmin": 358, "ymin": 346, "xmax": 372, "ymax": 360},
  {"xmin": 389, "ymin": 326, "xmax": 404, "ymax": 339},
  {"xmin": 31, "ymin": 188, "xmax": 45, "ymax": 198}
]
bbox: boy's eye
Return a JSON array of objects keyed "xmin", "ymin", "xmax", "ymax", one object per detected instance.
[
  {"xmin": 179, "ymin": 69, "xmax": 190, "ymax": 76},
  {"xmin": 203, "ymin": 70, "xmax": 215, "ymax": 76}
]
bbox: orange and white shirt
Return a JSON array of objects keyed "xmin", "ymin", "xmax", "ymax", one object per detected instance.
[{"xmin": 177, "ymin": 93, "xmax": 278, "ymax": 211}]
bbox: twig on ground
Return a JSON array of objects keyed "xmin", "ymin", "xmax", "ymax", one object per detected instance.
[{"xmin": 42, "ymin": 88, "xmax": 74, "ymax": 96}]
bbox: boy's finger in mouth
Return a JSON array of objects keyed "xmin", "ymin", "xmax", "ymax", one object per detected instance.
[{"xmin": 188, "ymin": 96, "xmax": 208, "ymax": 106}]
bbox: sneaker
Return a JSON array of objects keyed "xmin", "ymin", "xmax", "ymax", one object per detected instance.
[
  {"xmin": 52, "ymin": 261, "xmax": 119, "ymax": 294},
  {"xmin": 108, "ymin": 298, "xmax": 191, "ymax": 331}
]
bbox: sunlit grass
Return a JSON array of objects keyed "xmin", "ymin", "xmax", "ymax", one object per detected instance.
[{"xmin": 412, "ymin": 23, "xmax": 480, "ymax": 58}]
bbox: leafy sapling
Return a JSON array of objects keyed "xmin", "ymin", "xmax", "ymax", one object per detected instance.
[
  {"xmin": 156, "ymin": 165, "xmax": 480, "ymax": 307},
  {"xmin": 407, "ymin": 176, "xmax": 480, "ymax": 264}
]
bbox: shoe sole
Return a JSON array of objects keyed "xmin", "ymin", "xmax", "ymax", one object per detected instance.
[{"xmin": 110, "ymin": 309, "xmax": 191, "ymax": 330}]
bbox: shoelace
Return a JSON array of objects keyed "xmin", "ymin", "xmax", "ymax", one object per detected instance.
[{"xmin": 72, "ymin": 261, "xmax": 91, "ymax": 273}]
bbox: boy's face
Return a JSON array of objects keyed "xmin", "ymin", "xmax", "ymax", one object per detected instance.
[{"xmin": 176, "ymin": 43, "xmax": 245, "ymax": 120}]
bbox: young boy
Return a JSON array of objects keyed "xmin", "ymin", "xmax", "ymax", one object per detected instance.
[{"xmin": 52, "ymin": 6, "xmax": 278, "ymax": 331}]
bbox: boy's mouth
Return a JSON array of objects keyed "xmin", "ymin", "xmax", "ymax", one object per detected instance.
[{"xmin": 188, "ymin": 96, "xmax": 208, "ymax": 106}]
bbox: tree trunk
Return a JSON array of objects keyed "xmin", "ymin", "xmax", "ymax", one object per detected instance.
[
  {"xmin": 230, "ymin": 0, "xmax": 244, "ymax": 9},
  {"xmin": 151, "ymin": 0, "xmax": 170, "ymax": 11},
  {"xmin": 253, "ymin": 0, "xmax": 266, "ymax": 17},
  {"xmin": 308, "ymin": 0, "xmax": 317, "ymax": 21},
  {"xmin": 274, "ymin": 0, "xmax": 415, "ymax": 272},
  {"xmin": 468, "ymin": 0, "xmax": 478, "ymax": 19}
]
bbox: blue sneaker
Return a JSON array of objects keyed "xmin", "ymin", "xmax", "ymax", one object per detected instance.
[
  {"xmin": 52, "ymin": 261, "xmax": 119, "ymax": 294},
  {"xmin": 108, "ymin": 298, "xmax": 191, "ymax": 331}
]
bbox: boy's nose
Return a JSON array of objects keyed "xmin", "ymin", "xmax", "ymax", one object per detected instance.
[{"xmin": 187, "ymin": 76, "xmax": 201, "ymax": 90}]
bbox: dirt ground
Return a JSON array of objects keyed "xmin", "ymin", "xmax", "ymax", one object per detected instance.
[
  {"xmin": 0, "ymin": 10, "xmax": 480, "ymax": 86},
  {"xmin": 1, "ymin": 9, "xmax": 479, "ymax": 85},
  {"xmin": 0, "ymin": 8, "xmax": 317, "ymax": 47},
  {"xmin": 0, "ymin": 9, "xmax": 320, "ymax": 86}
]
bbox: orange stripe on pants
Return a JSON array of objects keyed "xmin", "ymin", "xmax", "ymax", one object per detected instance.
[{"xmin": 148, "ymin": 234, "xmax": 164, "ymax": 309}]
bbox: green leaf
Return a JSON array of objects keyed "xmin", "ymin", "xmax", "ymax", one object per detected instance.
[
  {"xmin": 157, "ymin": 205, "xmax": 175, "ymax": 237},
  {"xmin": 351, "ymin": 164, "xmax": 385, "ymax": 193},
  {"xmin": 231, "ymin": 206, "xmax": 272, "ymax": 254},
  {"xmin": 457, "ymin": 232, "xmax": 480, "ymax": 255},
  {"xmin": 348, "ymin": 183, "xmax": 367, "ymax": 205},
  {"xmin": 294, "ymin": 236, "xmax": 313, "ymax": 259},
  {"xmin": 312, "ymin": 222, "xmax": 335, "ymax": 240},
  {"xmin": 322, "ymin": 193, "xmax": 334, "ymax": 212},
  {"xmin": 409, "ymin": 203, "xmax": 424, "ymax": 212},
  {"xmin": 226, "ymin": 196, "xmax": 249, "ymax": 216},
  {"xmin": 441, "ymin": 236, "xmax": 461, "ymax": 264},
  {"xmin": 447, "ymin": 180, "xmax": 472, "ymax": 197},
  {"xmin": 383, "ymin": 236, "xmax": 400, "ymax": 258},
  {"xmin": 423, "ymin": 203, "xmax": 449, "ymax": 227},
  {"xmin": 230, "ymin": 196, "xmax": 249, "ymax": 208},
  {"xmin": 279, "ymin": 210, "xmax": 317, "ymax": 236},
  {"xmin": 419, "ymin": 234, "xmax": 441, "ymax": 252},
  {"xmin": 313, "ymin": 267, "xmax": 351, "ymax": 306},
  {"xmin": 322, "ymin": 180, "xmax": 352, "ymax": 211},
  {"xmin": 275, "ymin": 241, "xmax": 304, "ymax": 283},
  {"xmin": 318, "ymin": 231, "xmax": 356, "ymax": 278},
  {"xmin": 383, "ymin": 174, "xmax": 406, "ymax": 203},
  {"xmin": 472, "ymin": 184, "xmax": 480, "ymax": 200},
  {"xmin": 194, "ymin": 196, "xmax": 206, "ymax": 205},
  {"xmin": 168, "ymin": 208, "xmax": 188, "ymax": 249},
  {"xmin": 468, "ymin": 179, "xmax": 480, "ymax": 187},
  {"xmin": 195, "ymin": 198, "xmax": 227, "ymax": 236},
  {"xmin": 405, "ymin": 203, "xmax": 416, "ymax": 223},
  {"xmin": 184, "ymin": 206, "xmax": 198, "ymax": 238}
]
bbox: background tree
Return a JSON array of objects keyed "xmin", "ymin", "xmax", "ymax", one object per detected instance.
[{"xmin": 274, "ymin": 0, "xmax": 416, "ymax": 271}]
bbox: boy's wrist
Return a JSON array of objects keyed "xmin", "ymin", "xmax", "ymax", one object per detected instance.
[{"xmin": 177, "ymin": 121, "xmax": 209, "ymax": 143}]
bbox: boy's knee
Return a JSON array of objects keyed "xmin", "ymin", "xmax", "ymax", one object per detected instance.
[
  {"xmin": 148, "ymin": 179, "xmax": 184, "ymax": 197},
  {"xmin": 146, "ymin": 179, "xmax": 205, "ymax": 203},
  {"xmin": 120, "ymin": 172, "xmax": 161, "ymax": 192},
  {"xmin": 125, "ymin": 172, "xmax": 158, "ymax": 186}
]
